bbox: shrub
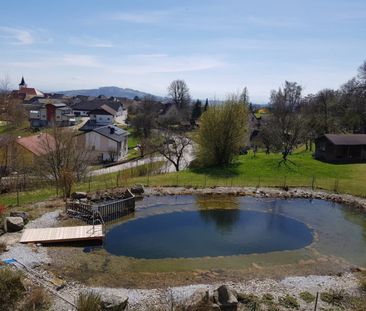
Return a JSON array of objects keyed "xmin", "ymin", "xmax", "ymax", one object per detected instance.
[
  {"xmin": 320, "ymin": 290, "xmax": 345, "ymax": 306},
  {"xmin": 262, "ymin": 293, "xmax": 274, "ymax": 303},
  {"xmin": 76, "ymin": 291, "xmax": 102, "ymax": 311},
  {"xmin": 0, "ymin": 241, "xmax": 6, "ymax": 254},
  {"xmin": 299, "ymin": 291, "xmax": 315, "ymax": 303},
  {"xmin": 0, "ymin": 203, "xmax": 6, "ymax": 223},
  {"xmin": 20, "ymin": 286, "xmax": 50, "ymax": 311},
  {"xmin": 0, "ymin": 268, "xmax": 25, "ymax": 311},
  {"xmin": 237, "ymin": 293, "xmax": 261, "ymax": 309},
  {"xmin": 278, "ymin": 294, "xmax": 300, "ymax": 309},
  {"xmin": 0, "ymin": 203, "xmax": 6, "ymax": 216},
  {"xmin": 360, "ymin": 272, "xmax": 366, "ymax": 292}
]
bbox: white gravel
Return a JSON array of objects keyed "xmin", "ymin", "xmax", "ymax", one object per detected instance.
[
  {"xmin": 26, "ymin": 210, "xmax": 61, "ymax": 228},
  {"xmin": 0, "ymin": 210, "xmax": 60, "ymax": 267},
  {"xmin": 0, "ymin": 243, "xmax": 50, "ymax": 268},
  {"xmin": 87, "ymin": 273, "xmax": 361, "ymax": 310}
]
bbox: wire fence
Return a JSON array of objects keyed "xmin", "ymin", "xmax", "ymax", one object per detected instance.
[{"xmin": 2, "ymin": 163, "xmax": 365, "ymax": 207}]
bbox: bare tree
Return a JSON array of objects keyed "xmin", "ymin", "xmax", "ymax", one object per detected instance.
[
  {"xmin": 154, "ymin": 132, "xmax": 191, "ymax": 171},
  {"xmin": 129, "ymin": 95, "xmax": 159, "ymax": 138},
  {"xmin": 168, "ymin": 80, "xmax": 191, "ymax": 111},
  {"xmin": 268, "ymin": 81, "xmax": 304, "ymax": 165},
  {"xmin": 0, "ymin": 76, "xmax": 27, "ymax": 127},
  {"xmin": 35, "ymin": 127, "xmax": 91, "ymax": 198}
]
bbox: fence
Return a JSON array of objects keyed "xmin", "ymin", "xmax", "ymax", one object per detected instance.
[
  {"xmin": 66, "ymin": 190, "xmax": 135, "ymax": 223},
  {"xmin": 132, "ymin": 170, "xmax": 366, "ymax": 198},
  {"xmin": 2, "ymin": 163, "xmax": 365, "ymax": 207}
]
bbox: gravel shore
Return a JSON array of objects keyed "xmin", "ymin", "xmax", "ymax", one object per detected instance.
[{"xmin": 90, "ymin": 273, "xmax": 361, "ymax": 310}]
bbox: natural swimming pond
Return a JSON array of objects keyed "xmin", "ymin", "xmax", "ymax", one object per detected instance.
[
  {"xmin": 102, "ymin": 195, "xmax": 366, "ymax": 265},
  {"xmin": 105, "ymin": 210, "xmax": 313, "ymax": 258}
]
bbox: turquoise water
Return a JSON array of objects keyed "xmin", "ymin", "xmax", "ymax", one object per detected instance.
[{"xmin": 103, "ymin": 195, "xmax": 366, "ymax": 265}]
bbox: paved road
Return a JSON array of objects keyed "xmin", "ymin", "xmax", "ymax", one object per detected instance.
[
  {"xmin": 90, "ymin": 143, "xmax": 194, "ymax": 176},
  {"xmin": 89, "ymin": 156, "xmax": 165, "ymax": 176}
]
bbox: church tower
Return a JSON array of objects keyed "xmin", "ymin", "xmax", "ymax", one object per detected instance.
[{"xmin": 19, "ymin": 76, "xmax": 27, "ymax": 90}]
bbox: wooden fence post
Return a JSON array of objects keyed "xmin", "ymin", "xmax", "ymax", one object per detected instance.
[{"xmin": 314, "ymin": 292, "xmax": 319, "ymax": 311}]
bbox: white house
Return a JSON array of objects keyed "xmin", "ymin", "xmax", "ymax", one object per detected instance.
[
  {"xmin": 89, "ymin": 104, "xmax": 117, "ymax": 125},
  {"xmin": 83, "ymin": 125, "xmax": 128, "ymax": 162}
]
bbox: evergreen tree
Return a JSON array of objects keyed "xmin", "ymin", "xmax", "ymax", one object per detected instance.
[
  {"xmin": 204, "ymin": 98, "xmax": 209, "ymax": 111},
  {"xmin": 191, "ymin": 99, "xmax": 202, "ymax": 120}
]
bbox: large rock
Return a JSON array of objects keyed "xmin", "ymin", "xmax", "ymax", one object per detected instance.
[
  {"xmin": 10, "ymin": 211, "xmax": 29, "ymax": 224},
  {"xmin": 213, "ymin": 285, "xmax": 238, "ymax": 311},
  {"xmin": 71, "ymin": 192, "xmax": 87, "ymax": 200},
  {"xmin": 5, "ymin": 217, "xmax": 24, "ymax": 232},
  {"xmin": 184, "ymin": 289, "xmax": 216, "ymax": 311},
  {"xmin": 130, "ymin": 184, "xmax": 144, "ymax": 195}
]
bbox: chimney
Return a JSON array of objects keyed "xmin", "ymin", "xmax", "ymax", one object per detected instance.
[{"xmin": 109, "ymin": 126, "xmax": 115, "ymax": 134}]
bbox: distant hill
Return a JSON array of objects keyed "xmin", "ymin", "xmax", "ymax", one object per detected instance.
[{"xmin": 59, "ymin": 86, "xmax": 161, "ymax": 100}]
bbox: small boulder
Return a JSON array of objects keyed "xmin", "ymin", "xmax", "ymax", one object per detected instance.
[
  {"xmin": 5, "ymin": 216, "xmax": 24, "ymax": 232},
  {"xmin": 185, "ymin": 289, "xmax": 213, "ymax": 311},
  {"xmin": 213, "ymin": 285, "xmax": 238, "ymax": 310},
  {"xmin": 101, "ymin": 294, "xmax": 128, "ymax": 310},
  {"xmin": 10, "ymin": 211, "xmax": 29, "ymax": 224},
  {"xmin": 0, "ymin": 228, "xmax": 5, "ymax": 236},
  {"xmin": 71, "ymin": 192, "xmax": 87, "ymax": 200},
  {"xmin": 130, "ymin": 184, "xmax": 144, "ymax": 195}
]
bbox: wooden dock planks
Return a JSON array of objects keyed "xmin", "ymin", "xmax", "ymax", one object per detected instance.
[{"xmin": 20, "ymin": 225, "xmax": 104, "ymax": 244}]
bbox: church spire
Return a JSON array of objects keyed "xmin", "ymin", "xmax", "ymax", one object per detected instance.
[{"xmin": 19, "ymin": 76, "xmax": 27, "ymax": 89}]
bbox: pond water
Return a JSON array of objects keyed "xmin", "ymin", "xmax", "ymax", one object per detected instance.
[
  {"xmin": 105, "ymin": 210, "xmax": 313, "ymax": 258},
  {"xmin": 103, "ymin": 195, "xmax": 366, "ymax": 265}
]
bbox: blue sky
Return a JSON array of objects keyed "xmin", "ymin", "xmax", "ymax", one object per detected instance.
[{"xmin": 1, "ymin": 0, "xmax": 365, "ymax": 103}]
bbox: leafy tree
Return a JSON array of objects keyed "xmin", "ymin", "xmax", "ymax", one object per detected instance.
[{"xmin": 196, "ymin": 95, "xmax": 248, "ymax": 166}]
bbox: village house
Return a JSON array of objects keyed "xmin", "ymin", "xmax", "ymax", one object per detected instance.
[
  {"xmin": 29, "ymin": 101, "xmax": 75, "ymax": 128},
  {"xmin": 79, "ymin": 104, "xmax": 118, "ymax": 132},
  {"xmin": 315, "ymin": 134, "xmax": 366, "ymax": 163},
  {"xmin": 80, "ymin": 125, "xmax": 128, "ymax": 162},
  {"xmin": 71, "ymin": 99, "xmax": 124, "ymax": 117},
  {"xmin": 15, "ymin": 133, "xmax": 56, "ymax": 167}
]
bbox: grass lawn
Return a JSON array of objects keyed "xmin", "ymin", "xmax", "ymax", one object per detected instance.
[
  {"xmin": 0, "ymin": 161, "xmax": 165, "ymax": 206},
  {"xmin": 0, "ymin": 119, "xmax": 33, "ymax": 136},
  {"xmin": 1, "ymin": 150, "xmax": 366, "ymax": 207},
  {"xmin": 125, "ymin": 127, "xmax": 139, "ymax": 148},
  {"xmin": 131, "ymin": 150, "xmax": 366, "ymax": 197}
]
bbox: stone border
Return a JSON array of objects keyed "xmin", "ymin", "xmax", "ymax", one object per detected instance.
[{"xmin": 145, "ymin": 186, "xmax": 366, "ymax": 211}]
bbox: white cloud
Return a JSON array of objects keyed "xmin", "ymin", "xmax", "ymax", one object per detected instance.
[
  {"xmin": 0, "ymin": 26, "xmax": 34, "ymax": 45},
  {"xmin": 107, "ymin": 11, "xmax": 168, "ymax": 23},
  {"xmin": 68, "ymin": 36, "xmax": 114, "ymax": 48},
  {"xmin": 61, "ymin": 54, "xmax": 101, "ymax": 67},
  {"xmin": 6, "ymin": 54, "xmax": 101, "ymax": 68}
]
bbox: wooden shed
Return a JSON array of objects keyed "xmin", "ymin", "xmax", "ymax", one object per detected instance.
[{"xmin": 315, "ymin": 134, "xmax": 366, "ymax": 163}]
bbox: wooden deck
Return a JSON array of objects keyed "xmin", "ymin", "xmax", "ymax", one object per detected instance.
[{"xmin": 20, "ymin": 225, "xmax": 104, "ymax": 244}]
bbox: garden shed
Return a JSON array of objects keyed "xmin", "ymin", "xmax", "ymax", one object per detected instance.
[{"xmin": 315, "ymin": 134, "xmax": 366, "ymax": 163}]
